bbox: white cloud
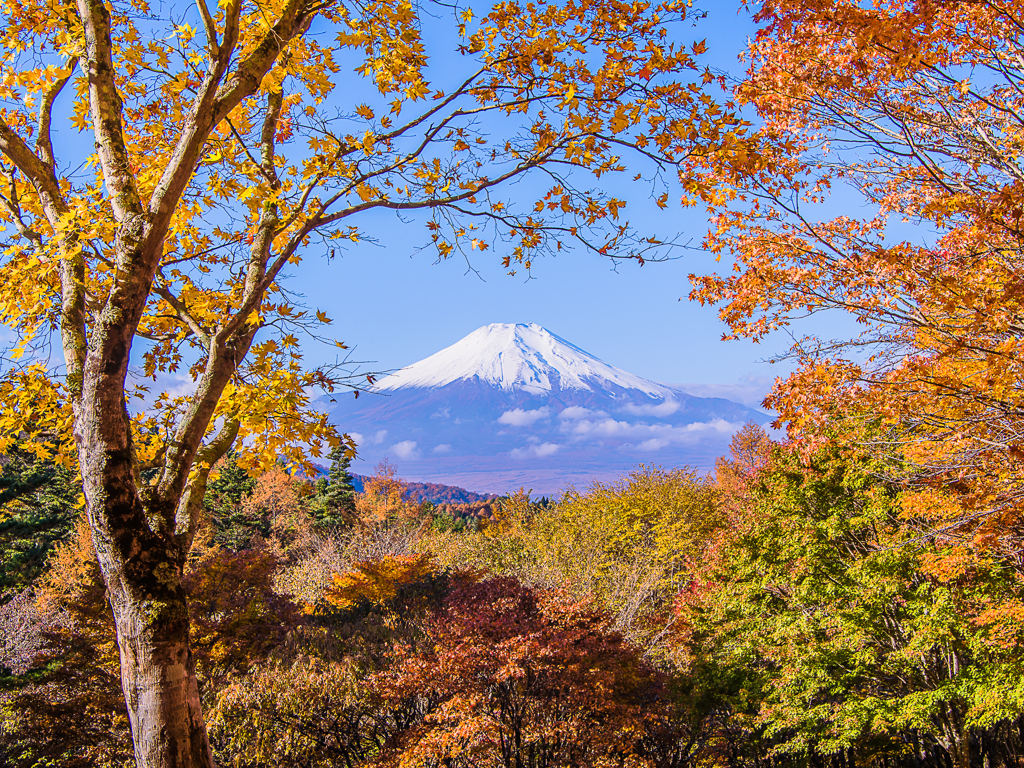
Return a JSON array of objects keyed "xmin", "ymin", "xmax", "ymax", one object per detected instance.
[
  {"xmin": 558, "ymin": 406, "xmax": 606, "ymax": 420},
  {"xmin": 498, "ymin": 406, "xmax": 551, "ymax": 427},
  {"xmin": 566, "ymin": 417, "xmax": 743, "ymax": 444},
  {"xmin": 352, "ymin": 430, "xmax": 389, "ymax": 446},
  {"xmin": 432, "ymin": 443, "xmax": 452, "ymax": 454},
  {"xmin": 622, "ymin": 400, "xmax": 681, "ymax": 417},
  {"xmin": 390, "ymin": 440, "xmax": 419, "ymax": 459},
  {"xmin": 511, "ymin": 442, "xmax": 560, "ymax": 459},
  {"xmin": 430, "ymin": 407, "xmax": 450, "ymax": 420}
]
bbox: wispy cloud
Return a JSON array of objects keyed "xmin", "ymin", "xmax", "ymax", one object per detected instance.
[
  {"xmin": 669, "ymin": 375, "xmax": 775, "ymax": 410},
  {"xmin": 498, "ymin": 406, "xmax": 551, "ymax": 427},
  {"xmin": 432, "ymin": 444, "xmax": 452, "ymax": 454},
  {"xmin": 511, "ymin": 442, "xmax": 560, "ymax": 459}
]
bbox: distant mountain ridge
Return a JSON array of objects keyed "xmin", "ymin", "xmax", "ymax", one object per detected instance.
[
  {"xmin": 310, "ymin": 465, "xmax": 498, "ymax": 504},
  {"xmin": 349, "ymin": 474, "xmax": 498, "ymax": 505},
  {"xmin": 325, "ymin": 323, "xmax": 771, "ymax": 494}
]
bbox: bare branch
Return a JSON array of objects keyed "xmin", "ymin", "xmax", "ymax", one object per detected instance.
[{"xmin": 36, "ymin": 58, "xmax": 78, "ymax": 169}]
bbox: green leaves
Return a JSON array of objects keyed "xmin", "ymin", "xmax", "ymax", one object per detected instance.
[{"xmin": 681, "ymin": 439, "xmax": 1024, "ymax": 761}]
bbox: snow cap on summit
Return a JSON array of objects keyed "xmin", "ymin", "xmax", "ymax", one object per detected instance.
[{"xmin": 375, "ymin": 323, "xmax": 674, "ymax": 397}]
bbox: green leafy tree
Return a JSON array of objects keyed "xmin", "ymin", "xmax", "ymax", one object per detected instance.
[
  {"xmin": 310, "ymin": 445, "xmax": 357, "ymax": 529},
  {"xmin": 678, "ymin": 440, "xmax": 1024, "ymax": 768}
]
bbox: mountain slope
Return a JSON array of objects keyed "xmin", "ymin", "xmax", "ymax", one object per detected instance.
[
  {"xmin": 376, "ymin": 323, "xmax": 674, "ymax": 397},
  {"xmin": 326, "ymin": 323, "xmax": 770, "ymax": 494}
]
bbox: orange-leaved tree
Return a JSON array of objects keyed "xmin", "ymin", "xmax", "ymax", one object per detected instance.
[
  {"xmin": 688, "ymin": 0, "xmax": 1024, "ymax": 545},
  {"xmin": 0, "ymin": 0, "xmax": 739, "ymax": 764}
]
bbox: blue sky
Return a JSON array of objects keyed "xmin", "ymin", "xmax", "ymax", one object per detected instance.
[
  {"xmin": 291, "ymin": 2, "xmax": 789, "ymax": 405},
  {"xmin": 20, "ymin": 1, "xmax": 794, "ymax": 410}
]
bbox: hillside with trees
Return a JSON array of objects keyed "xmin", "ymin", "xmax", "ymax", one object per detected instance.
[
  {"xmin": 342, "ymin": 472, "xmax": 498, "ymax": 506},
  {"xmin": 4, "ymin": 431, "xmax": 1023, "ymax": 766}
]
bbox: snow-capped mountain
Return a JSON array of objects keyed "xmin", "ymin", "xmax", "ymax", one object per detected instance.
[
  {"xmin": 375, "ymin": 323, "xmax": 674, "ymax": 398},
  {"xmin": 325, "ymin": 323, "xmax": 771, "ymax": 494}
]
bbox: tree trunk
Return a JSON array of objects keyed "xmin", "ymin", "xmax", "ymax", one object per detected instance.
[
  {"xmin": 108, "ymin": 579, "xmax": 214, "ymax": 768},
  {"xmin": 940, "ymin": 707, "xmax": 970, "ymax": 768},
  {"xmin": 74, "ymin": 309, "xmax": 217, "ymax": 767}
]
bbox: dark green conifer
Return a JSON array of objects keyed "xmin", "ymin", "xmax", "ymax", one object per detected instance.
[
  {"xmin": 0, "ymin": 447, "xmax": 80, "ymax": 599},
  {"xmin": 310, "ymin": 445, "xmax": 357, "ymax": 528},
  {"xmin": 204, "ymin": 451, "xmax": 262, "ymax": 550}
]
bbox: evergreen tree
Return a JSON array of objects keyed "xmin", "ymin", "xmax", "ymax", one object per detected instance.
[
  {"xmin": 205, "ymin": 452, "xmax": 261, "ymax": 550},
  {"xmin": 0, "ymin": 447, "xmax": 80, "ymax": 599},
  {"xmin": 310, "ymin": 446, "xmax": 357, "ymax": 529}
]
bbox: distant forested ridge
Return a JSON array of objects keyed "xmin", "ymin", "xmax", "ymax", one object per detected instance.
[{"xmin": 311, "ymin": 467, "xmax": 497, "ymax": 505}]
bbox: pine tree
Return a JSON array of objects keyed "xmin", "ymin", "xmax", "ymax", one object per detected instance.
[
  {"xmin": 205, "ymin": 452, "xmax": 261, "ymax": 550},
  {"xmin": 0, "ymin": 447, "xmax": 80, "ymax": 599},
  {"xmin": 311, "ymin": 446, "xmax": 357, "ymax": 529}
]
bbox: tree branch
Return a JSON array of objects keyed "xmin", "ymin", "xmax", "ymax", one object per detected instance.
[
  {"xmin": 173, "ymin": 417, "xmax": 240, "ymax": 545},
  {"xmin": 76, "ymin": 0, "xmax": 144, "ymax": 222},
  {"xmin": 36, "ymin": 59, "xmax": 78, "ymax": 169},
  {"xmin": 151, "ymin": 278, "xmax": 212, "ymax": 349}
]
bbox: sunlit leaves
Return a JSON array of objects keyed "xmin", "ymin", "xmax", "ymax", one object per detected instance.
[
  {"xmin": 0, "ymin": 0, "xmax": 741, "ymax": 523},
  {"xmin": 687, "ymin": 0, "xmax": 1024, "ymax": 539}
]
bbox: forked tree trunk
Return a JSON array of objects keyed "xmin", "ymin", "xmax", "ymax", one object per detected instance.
[
  {"xmin": 75, "ymin": 309, "xmax": 217, "ymax": 767},
  {"xmin": 83, "ymin": 480, "xmax": 216, "ymax": 768}
]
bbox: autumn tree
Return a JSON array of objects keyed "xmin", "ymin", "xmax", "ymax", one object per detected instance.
[
  {"xmin": 688, "ymin": 0, "xmax": 1024, "ymax": 543},
  {"xmin": 369, "ymin": 576, "xmax": 669, "ymax": 768},
  {"xmin": 238, "ymin": 466, "xmax": 315, "ymax": 555},
  {"xmin": 357, "ymin": 458, "xmax": 416, "ymax": 524},
  {"xmin": 714, "ymin": 421, "xmax": 772, "ymax": 521},
  {"xmin": 0, "ymin": 0, "xmax": 738, "ymax": 763}
]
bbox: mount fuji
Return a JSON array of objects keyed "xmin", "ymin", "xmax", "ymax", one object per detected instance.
[{"xmin": 325, "ymin": 323, "xmax": 771, "ymax": 494}]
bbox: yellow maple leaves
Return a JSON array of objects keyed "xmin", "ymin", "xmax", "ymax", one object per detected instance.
[{"xmin": 323, "ymin": 553, "xmax": 436, "ymax": 610}]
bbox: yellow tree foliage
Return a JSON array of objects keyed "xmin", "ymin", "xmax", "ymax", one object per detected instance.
[
  {"xmin": 322, "ymin": 553, "xmax": 435, "ymax": 610},
  {"xmin": 430, "ymin": 467, "xmax": 720, "ymax": 650}
]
